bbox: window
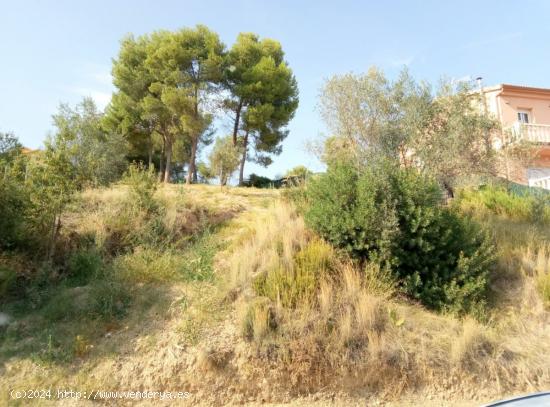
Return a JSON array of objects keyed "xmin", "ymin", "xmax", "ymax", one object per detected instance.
[{"xmin": 517, "ymin": 109, "xmax": 530, "ymax": 123}]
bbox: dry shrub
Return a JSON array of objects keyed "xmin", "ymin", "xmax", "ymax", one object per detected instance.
[
  {"xmin": 197, "ymin": 347, "xmax": 233, "ymax": 372},
  {"xmin": 229, "ymin": 202, "xmax": 307, "ymax": 288},
  {"xmin": 112, "ymin": 247, "xmax": 182, "ymax": 283},
  {"xmin": 241, "ymin": 297, "xmax": 277, "ymax": 341},
  {"xmin": 451, "ymin": 318, "xmax": 495, "ymax": 369},
  {"xmin": 355, "ymin": 291, "xmax": 387, "ymax": 337},
  {"xmin": 521, "ymin": 245, "xmax": 550, "ymax": 308},
  {"xmin": 318, "ymin": 279, "xmax": 333, "ymax": 317},
  {"xmin": 229, "ymin": 200, "xmax": 550, "ymax": 400}
]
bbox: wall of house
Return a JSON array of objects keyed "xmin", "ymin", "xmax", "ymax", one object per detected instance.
[
  {"xmin": 483, "ymin": 87, "xmax": 550, "ymax": 186},
  {"xmin": 498, "ymin": 94, "xmax": 550, "ymax": 127}
]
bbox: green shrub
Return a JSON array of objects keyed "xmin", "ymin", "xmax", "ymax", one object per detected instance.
[
  {"xmin": 458, "ymin": 185, "xmax": 550, "ymax": 224},
  {"xmin": 40, "ymin": 278, "xmax": 130, "ymax": 322},
  {"xmin": 179, "ymin": 231, "xmax": 218, "ymax": 282},
  {"xmin": 537, "ymin": 271, "xmax": 550, "ymax": 308},
  {"xmin": 123, "ymin": 162, "xmax": 158, "ymax": 212},
  {"xmin": 67, "ymin": 249, "xmax": 103, "ymax": 285},
  {"xmin": 113, "ymin": 248, "xmax": 181, "ymax": 283},
  {"xmin": 0, "ymin": 265, "xmax": 17, "ymax": 298},
  {"xmin": 253, "ymin": 239, "xmax": 335, "ymax": 308},
  {"xmin": 0, "ymin": 174, "xmax": 27, "ymax": 248},
  {"xmin": 304, "ymin": 161, "xmax": 495, "ymax": 314},
  {"xmin": 88, "ymin": 279, "xmax": 130, "ymax": 319},
  {"xmin": 244, "ymin": 173, "xmax": 273, "ymax": 188}
]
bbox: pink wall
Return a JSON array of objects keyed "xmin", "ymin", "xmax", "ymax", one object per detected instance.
[{"xmin": 484, "ymin": 85, "xmax": 550, "ymax": 127}]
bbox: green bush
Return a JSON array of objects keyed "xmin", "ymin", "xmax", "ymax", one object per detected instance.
[
  {"xmin": 253, "ymin": 239, "xmax": 335, "ymax": 308},
  {"xmin": 304, "ymin": 161, "xmax": 495, "ymax": 314},
  {"xmin": 458, "ymin": 185, "xmax": 550, "ymax": 224},
  {"xmin": 0, "ymin": 265, "xmax": 17, "ymax": 298},
  {"xmin": 66, "ymin": 249, "xmax": 103, "ymax": 285},
  {"xmin": 244, "ymin": 173, "xmax": 273, "ymax": 188},
  {"xmin": 0, "ymin": 174, "xmax": 27, "ymax": 248},
  {"xmin": 123, "ymin": 162, "xmax": 158, "ymax": 213}
]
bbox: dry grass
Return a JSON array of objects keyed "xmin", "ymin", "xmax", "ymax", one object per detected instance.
[
  {"xmin": 227, "ymin": 198, "xmax": 550, "ymax": 401},
  {"xmin": 3, "ymin": 185, "xmax": 550, "ymax": 405}
]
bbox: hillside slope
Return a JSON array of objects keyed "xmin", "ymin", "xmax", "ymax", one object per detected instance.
[{"xmin": 1, "ymin": 185, "xmax": 549, "ymax": 406}]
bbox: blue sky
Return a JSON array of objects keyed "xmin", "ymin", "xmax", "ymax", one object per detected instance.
[{"xmin": 1, "ymin": 0, "xmax": 550, "ymax": 178}]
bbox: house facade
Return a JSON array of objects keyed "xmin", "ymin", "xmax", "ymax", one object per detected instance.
[{"xmin": 481, "ymin": 84, "xmax": 550, "ymax": 189}]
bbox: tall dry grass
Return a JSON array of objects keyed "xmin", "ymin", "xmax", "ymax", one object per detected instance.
[{"xmin": 227, "ymin": 198, "xmax": 550, "ymax": 400}]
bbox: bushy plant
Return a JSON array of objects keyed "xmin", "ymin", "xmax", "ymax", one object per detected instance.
[
  {"xmin": 0, "ymin": 265, "xmax": 17, "ymax": 298},
  {"xmin": 123, "ymin": 162, "xmax": 158, "ymax": 212},
  {"xmin": 304, "ymin": 161, "xmax": 495, "ymax": 314},
  {"xmin": 244, "ymin": 173, "xmax": 273, "ymax": 188},
  {"xmin": 66, "ymin": 249, "xmax": 103, "ymax": 285},
  {"xmin": 0, "ymin": 171, "xmax": 27, "ymax": 248},
  {"xmin": 457, "ymin": 185, "xmax": 550, "ymax": 224},
  {"xmin": 253, "ymin": 239, "xmax": 335, "ymax": 308}
]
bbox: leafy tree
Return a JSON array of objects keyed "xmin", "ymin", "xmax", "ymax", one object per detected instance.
[
  {"xmin": 109, "ymin": 33, "xmax": 171, "ymax": 180},
  {"xmin": 0, "ymin": 159, "xmax": 27, "ymax": 247},
  {"xmin": 196, "ymin": 161, "xmax": 216, "ymax": 183},
  {"xmin": 0, "ymin": 131, "xmax": 22, "ymax": 163},
  {"xmin": 25, "ymin": 139, "xmax": 78, "ymax": 259},
  {"xmin": 318, "ymin": 68, "xmax": 497, "ymax": 188},
  {"xmin": 209, "ymin": 136, "xmax": 241, "ymax": 186},
  {"xmin": 242, "ymin": 173, "xmax": 273, "ymax": 188},
  {"xmin": 109, "ymin": 26, "xmax": 225, "ymax": 183},
  {"xmin": 285, "ymin": 165, "xmax": 312, "ymax": 179},
  {"xmin": 52, "ymin": 97, "xmax": 128, "ymax": 187},
  {"xmin": 224, "ymin": 33, "xmax": 299, "ymax": 184}
]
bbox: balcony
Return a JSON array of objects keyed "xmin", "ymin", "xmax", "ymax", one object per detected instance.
[{"xmin": 511, "ymin": 122, "xmax": 550, "ymax": 143}]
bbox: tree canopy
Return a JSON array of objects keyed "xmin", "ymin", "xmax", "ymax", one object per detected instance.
[
  {"xmin": 318, "ymin": 68, "xmax": 497, "ymax": 187},
  {"xmin": 209, "ymin": 136, "xmax": 241, "ymax": 186},
  {"xmin": 224, "ymin": 33, "xmax": 299, "ymax": 184}
]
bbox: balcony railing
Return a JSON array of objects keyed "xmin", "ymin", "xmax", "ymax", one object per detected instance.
[{"xmin": 511, "ymin": 122, "xmax": 550, "ymax": 143}]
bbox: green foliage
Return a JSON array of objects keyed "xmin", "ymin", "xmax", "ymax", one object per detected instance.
[
  {"xmin": 23, "ymin": 142, "xmax": 78, "ymax": 257},
  {"xmin": 113, "ymin": 231, "xmax": 218, "ymax": 283},
  {"xmin": 304, "ymin": 161, "xmax": 495, "ymax": 314},
  {"xmin": 0, "ymin": 265, "xmax": 17, "ymax": 298},
  {"xmin": 253, "ymin": 239, "xmax": 334, "ymax": 308},
  {"xmin": 243, "ymin": 173, "xmax": 273, "ymax": 188},
  {"xmin": 0, "ymin": 167, "xmax": 27, "ymax": 248},
  {"xmin": 457, "ymin": 185, "xmax": 550, "ymax": 224},
  {"xmin": 196, "ymin": 161, "xmax": 216, "ymax": 183},
  {"xmin": 109, "ymin": 25, "xmax": 225, "ymax": 183},
  {"xmin": 209, "ymin": 136, "xmax": 241, "ymax": 185},
  {"xmin": 224, "ymin": 32, "xmax": 299, "ymax": 183},
  {"xmin": 67, "ymin": 249, "xmax": 103, "ymax": 285},
  {"xmin": 179, "ymin": 231, "xmax": 219, "ymax": 281},
  {"xmin": 318, "ymin": 68, "xmax": 497, "ymax": 186},
  {"xmin": 285, "ymin": 165, "xmax": 312, "ymax": 180},
  {"xmin": 0, "ymin": 131, "xmax": 22, "ymax": 162},
  {"xmin": 123, "ymin": 162, "xmax": 158, "ymax": 212},
  {"xmin": 52, "ymin": 98, "xmax": 128, "ymax": 187}
]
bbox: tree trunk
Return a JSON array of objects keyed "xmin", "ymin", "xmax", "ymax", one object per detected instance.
[
  {"xmin": 220, "ymin": 168, "xmax": 226, "ymax": 186},
  {"xmin": 187, "ymin": 86, "xmax": 200, "ymax": 185},
  {"xmin": 148, "ymin": 139, "xmax": 153, "ymax": 169},
  {"xmin": 159, "ymin": 136, "xmax": 165, "ymax": 182},
  {"xmin": 232, "ymin": 99, "xmax": 243, "ymax": 146},
  {"xmin": 164, "ymin": 137, "xmax": 172, "ymax": 183},
  {"xmin": 186, "ymin": 136, "xmax": 198, "ymax": 185},
  {"xmin": 238, "ymin": 131, "xmax": 249, "ymax": 186},
  {"xmin": 47, "ymin": 214, "xmax": 61, "ymax": 261}
]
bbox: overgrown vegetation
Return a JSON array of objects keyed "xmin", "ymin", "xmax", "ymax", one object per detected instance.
[{"xmin": 302, "ymin": 160, "xmax": 494, "ymax": 314}]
